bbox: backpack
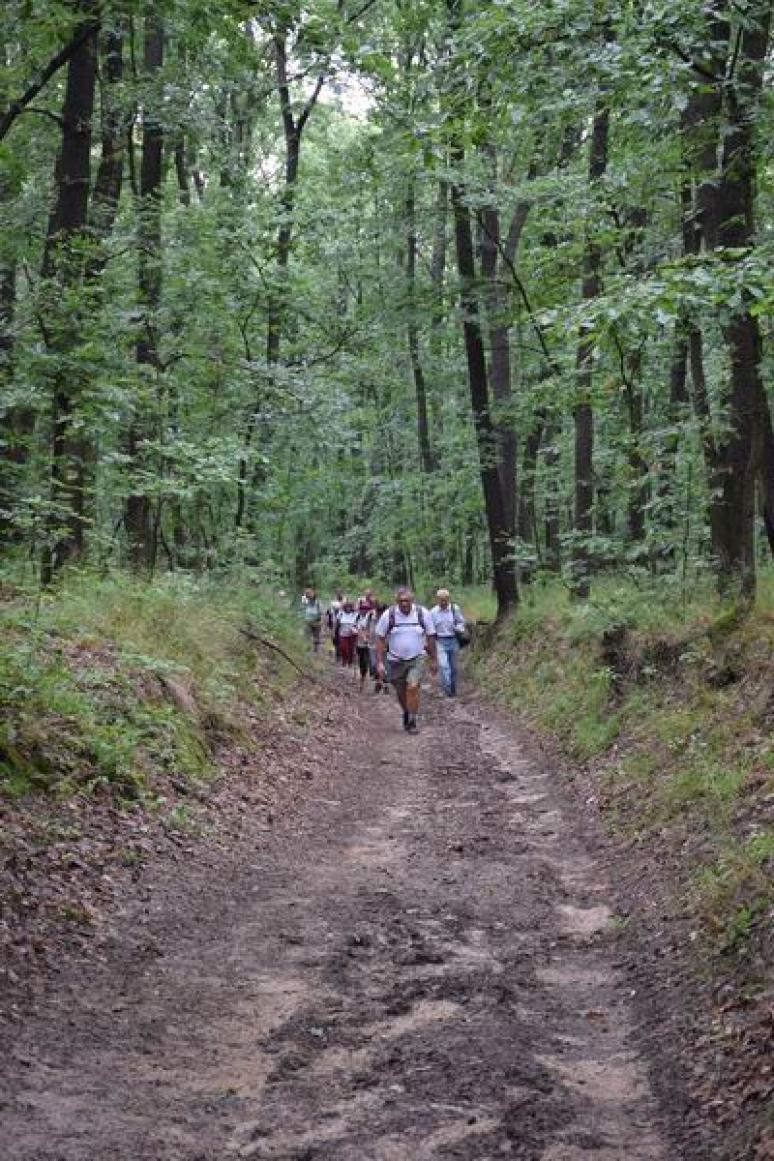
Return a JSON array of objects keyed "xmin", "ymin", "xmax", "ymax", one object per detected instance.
[{"xmin": 387, "ymin": 603, "xmax": 430, "ymax": 636}]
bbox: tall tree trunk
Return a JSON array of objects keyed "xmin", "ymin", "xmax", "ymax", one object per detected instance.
[
  {"xmin": 126, "ymin": 9, "xmax": 164, "ymax": 574},
  {"xmin": 621, "ymin": 346, "xmax": 648, "ymax": 544},
  {"xmin": 689, "ymin": 0, "xmax": 771, "ymax": 598},
  {"xmin": 760, "ymin": 401, "xmax": 774, "ymax": 557},
  {"xmin": 450, "ymin": 154, "xmax": 518, "ymax": 617},
  {"xmin": 518, "ymin": 408, "xmax": 547, "ymax": 578},
  {"xmin": 572, "ymin": 105, "xmax": 609, "ymax": 598},
  {"xmin": 0, "ymin": 241, "xmax": 32, "ymax": 546},
  {"xmin": 656, "ymin": 324, "xmax": 690, "ymax": 560},
  {"xmin": 429, "ymin": 175, "xmax": 448, "ymax": 339},
  {"xmin": 543, "ymin": 429, "xmax": 561, "ymax": 572},
  {"xmin": 236, "ymin": 30, "xmax": 323, "ymax": 530},
  {"xmin": 406, "ymin": 179, "xmax": 435, "ymax": 473},
  {"xmin": 445, "ymin": 0, "xmax": 517, "ymax": 615},
  {"xmin": 480, "ymin": 181, "xmax": 517, "ymax": 544},
  {"xmin": 88, "ymin": 26, "xmax": 127, "ymax": 274},
  {"xmin": 39, "ymin": 6, "xmax": 99, "ymax": 584}
]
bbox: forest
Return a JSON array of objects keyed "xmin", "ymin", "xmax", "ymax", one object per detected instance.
[
  {"xmin": 1, "ymin": 0, "xmax": 773, "ymax": 612},
  {"xmin": 1, "ymin": 5, "xmax": 773, "ymax": 1158}
]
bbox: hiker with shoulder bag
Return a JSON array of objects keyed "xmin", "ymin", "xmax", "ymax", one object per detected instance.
[
  {"xmin": 375, "ymin": 587, "xmax": 437, "ymax": 733},
  {"xmin": 430, "ymin": 588, "xmax": 468, "ymax": 698}
]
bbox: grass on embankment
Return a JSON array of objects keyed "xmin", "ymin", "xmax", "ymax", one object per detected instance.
[
  {"xmin": 0, "ymin": 573, "xmax": 309, "ymax": 804},
  {"xmin": 470, "ymin": 571, "xmax": 774, "ymax": 974}
]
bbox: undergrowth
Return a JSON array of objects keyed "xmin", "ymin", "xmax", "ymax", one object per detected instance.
[{"xmin": 0, "ymin": 572, "xmax": 308, "ymax": 802}]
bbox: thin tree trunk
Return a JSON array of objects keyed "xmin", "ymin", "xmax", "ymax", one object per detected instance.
[
  {"xmin": 0, "ymin": 247, "xmax": 33, "ymax": 546},
  {"xmin": 429, "ymin": 176, "xmax": 448, "ymax": 338},
  {"xmin": 236, "ymin": 30, "xmax": 323, "ymax": 530},
  {"xmin": 518, "ymin": 415, "xmax": 544, "ymax": 580},
  {"xmin": 572, "ymin": 105, "xmax": 609, "ymax": 598},
  {"xmin": 621, "ymin": 346, "xmax": 648, "ymax": 544},
  {"xmin": 87, "ymin": 26, "xmax": 127, "ymax": 274},
  {"xmin": 406, "ymin": 180, "xmax": 435, "ymax": 472},
  {"xmin": 760, "ymin": 401, "xmax": 774, "ymax": 557},
  {"xmin": 543, "ymin": 428, "xmax": 561, "ymax": 572},
  {"xmin": 656, "ymin": 326, "xmax": 689, "ymax": 560},
  {"xmin": 126, "ymin": 8, "xmax": 164, "ymax": 574}
]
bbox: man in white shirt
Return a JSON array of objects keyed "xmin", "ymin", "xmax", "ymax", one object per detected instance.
[
  {"xmin": 430, "ymin": 588, "xmax": 466, "ymax": 697},
  {"xmin": 375, "ymin": 587, "xmax": 437, "ymax": 733}
]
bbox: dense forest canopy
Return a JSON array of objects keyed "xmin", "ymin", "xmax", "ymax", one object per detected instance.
[{"xmin": 1, "ymin": 0, "xmax": 773, "ymax": 614}]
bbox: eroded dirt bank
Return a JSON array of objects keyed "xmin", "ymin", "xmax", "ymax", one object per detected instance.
[{"xmin": 1, "ymin": 676, "xmax": 685, "ymax": 1159}]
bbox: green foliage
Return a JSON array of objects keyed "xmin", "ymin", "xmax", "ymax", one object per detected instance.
[
  {"xmin": 2, "ymin": 0, "xmax": 773, "ymax": 601},
  {"xmin": 0, "ymin": 573, "xmax": 308, "ymax": 800}
]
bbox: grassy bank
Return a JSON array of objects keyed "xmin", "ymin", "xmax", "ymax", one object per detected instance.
[
  {"xmin": 471, "ymin": 572, "xmax": 773, "ymax": 962},
  {"xmin": 470, "ymin": 570, "xmax": 773, "ymax": 1152},
  {"xmin": 0, "ymin": 573, "xmax": 309, "ymax": 803}
]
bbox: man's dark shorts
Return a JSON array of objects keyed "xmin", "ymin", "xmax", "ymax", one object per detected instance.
[{"xmin": 389, "ymin": 655, "xmax": 426, "ymax": 690}]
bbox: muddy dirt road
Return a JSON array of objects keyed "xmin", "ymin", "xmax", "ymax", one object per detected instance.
[{"xmin": 0, "ymin": 677, "xmax": 675, "ymax": 1160}]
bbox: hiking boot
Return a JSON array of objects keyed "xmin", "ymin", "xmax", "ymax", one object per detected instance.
[
  {"xmin": 406, "ymin": 715, "xmax": 418, "ymax": 733},
  {"xmin": 402, "ymin": 709, "xmax": 410, "ymax": 730}
]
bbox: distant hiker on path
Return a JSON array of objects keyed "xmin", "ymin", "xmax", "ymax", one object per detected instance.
[
  {"xmin": 327, "ymin": 589, "xmax": 344, "ymax": 661},
  {"xmin": 336, "ymin": 597, "xmax": 358, "ymax": 668},
  {"xmin": 300, "ymin": 588, "xmax": 323, "ymax": 653},
  {"xmin": 430, "ymin": 588, "xmax": 466, "ymax": 697},
  {"xmin": 355, "ymin": 599, "xmax": 377, "ymax": 691},
  {"xmin": 375, "ymin": 587, "xmax": 437, "ymax": 733}
]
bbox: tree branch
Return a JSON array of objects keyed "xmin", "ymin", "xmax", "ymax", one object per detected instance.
[{"xmin": 0, "ymin": 17, "xmax": 100, "ymax": 142}]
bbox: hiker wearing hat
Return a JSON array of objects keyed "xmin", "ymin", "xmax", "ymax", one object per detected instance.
[
  {"xmin": 430, "ymin": 588, "xmax": 467, "ymax": 697},
  {"xmin": 375, "ymin": 586, "xmax": 437, "ymax": 733}
]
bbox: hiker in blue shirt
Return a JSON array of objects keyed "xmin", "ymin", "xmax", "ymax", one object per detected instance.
[{"xmin": 430, "ymin": 588, "xmax": 466, "ymax": 697}]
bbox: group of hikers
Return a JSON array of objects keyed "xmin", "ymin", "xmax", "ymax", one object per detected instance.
[{"xmin": 300, "ymin": 585, "xmax": 469, "ymax": 734}]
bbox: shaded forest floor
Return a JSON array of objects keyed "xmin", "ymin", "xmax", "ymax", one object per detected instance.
[{"xmin": 0, "ymin": 643, "xmax": 771, "ymax": 1159}]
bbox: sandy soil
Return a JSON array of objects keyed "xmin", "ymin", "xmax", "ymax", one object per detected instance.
[{"xmin": 0, "ymin": 672, "xmax": 682, "ymax": 1160}]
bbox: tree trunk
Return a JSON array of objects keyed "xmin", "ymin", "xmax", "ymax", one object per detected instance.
[
  {"xmin": 688, "ymin": 0, "xmax": 771, "ymax": 599},
  {"xmin": 518, "ymin": 410, "xmax": 546, "ymax": 580},
  {"xmin": 543, "ymin": 430, "xmax": 561, "ymax": 572},
  {"xmin": 39, "ymin": 6, "xmax": 99, "ymax": 584},
  {"xmin": 450, "ymin": 153, "xmax": 518, "ymax": 617},
  {"xmin": 429, "ymin": 176, "xmax": 448, "ymax": 339},
  {"xmin": 87, "ymin": 26, "xmax": 127, "ymax": 275},
  {"xmin": 572, "ymin": 105, "xmax": 609, "ymax": 597},
  {"xmin": 236, "ymin": 30, "xmax": 322, "ymax": 530},
  {"xmin": 655, "ymin": 325, "xmax": 690, "ymax": 560},
  {"xmin": 406, "ymin": 180, "xmax": 435, "ymax": 472},
  {"xmin": 760, "ymin": 399, "xmax": 774, "ymax": 557},
  {"xmin": 623, "ymin": 348, "xmax": 648, "ymax": 544},
  {"xmin": 0, "ymin": 244, "xmax": 34, "ymax": 546},
  {"xmin": 126, "ymin": 8, "xmax": 164, "ymax": 574}
]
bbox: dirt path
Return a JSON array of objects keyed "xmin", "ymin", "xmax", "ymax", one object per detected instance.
[{"xmin": 0, "ymin": 673, "xmax": 675, "ymax": 1160}]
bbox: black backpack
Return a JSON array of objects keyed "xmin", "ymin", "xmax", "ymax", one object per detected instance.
[{"xmin": 387, "ymin": 604, "xmax": 430, "ymax": 636}]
